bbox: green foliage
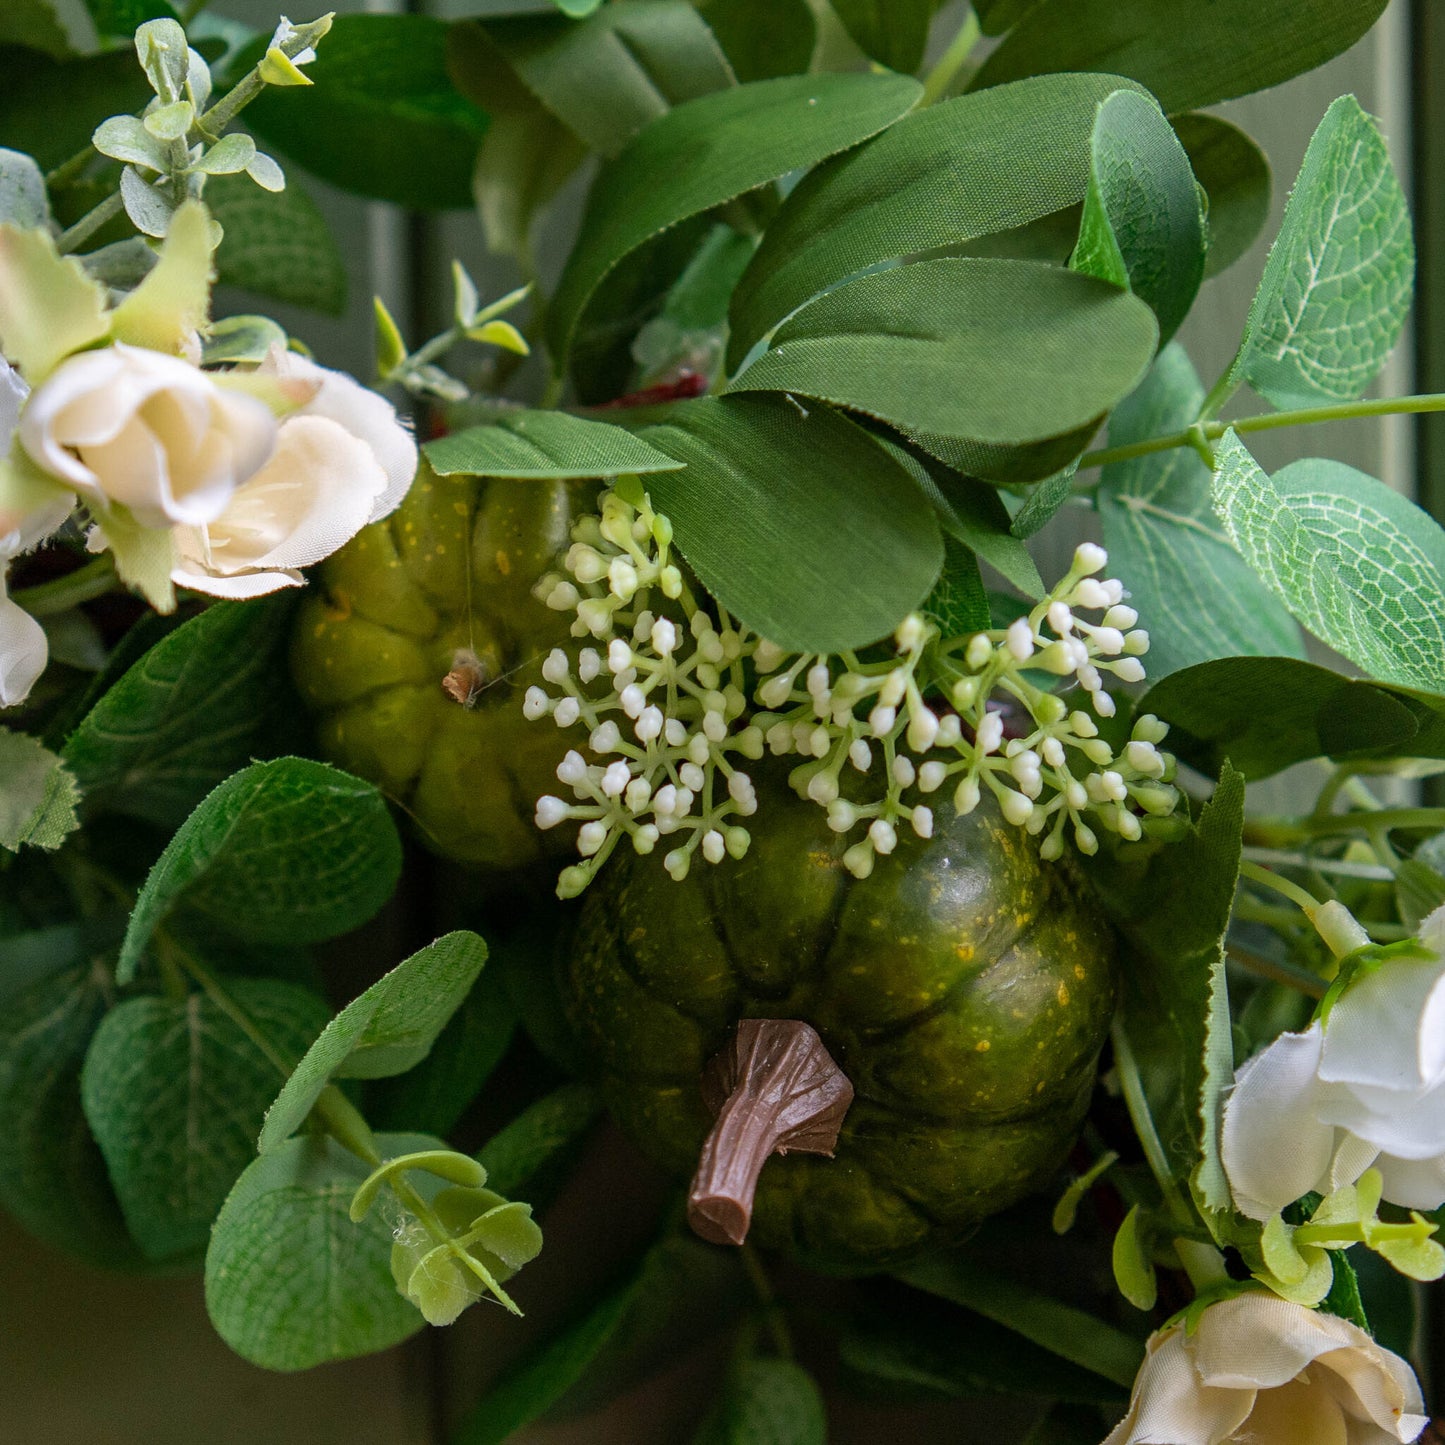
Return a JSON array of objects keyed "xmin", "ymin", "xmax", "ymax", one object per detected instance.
[
  {"xmin": 63, "ymin": 595, "xmax": 301, "ymax": 830},
  {"xmin": 0, "ymin": 47, "xmax": 147, "ymax": 170},
  {"xmin": 259, "ymin": 932, "xmax": 488, "ymax": 1151},
  {"xmin": 971, "ymin": 0, "xmax": 1388, "ymax": 113},
  {"xmin": 548, "ymin": 70, "xmax": 921, "ymax": 364},
  {"xmin": 241, "ymin": 14, "xmax": 489, "ymax": 210},
  {"xmin": 729, "ymin": 257, "xmax": 1158, "ymax": 448},
  {"xmin": 692, "ymin": 1358, "xmax": 827, "ymax": 1444},
  {"xmin": 79, "ymin": 978, "xmax": 330, "ymax": 1261},
  {"xmin": 1228, "ymin": 96, "xmax": 1411, "ymax": 411},
  {"xmin": 698, "ymin": 0, "xmax": 815, "ymax": 82},
  {"xmin": 475, "ymin": 1082, "xmax": 603, "ymax": 1198},
  {"xmin": 1212, "ymin": 434, "xmax": 1445, "ymax": 693},
  {"xmin": 425, "ymin": 410, "xmax": 685, "ymax": 478},
  {"xmin": 1173, "ymin": 113, "xmax": 1271, "ymax": 280},
  {"xmin": 828, "ymin": 0, "xmax": 937, "ymax": 73},
  {"xmin": 1009, "ymin": 468, "xmax": 1075, "ymax": 540},
  {"xmin": 0, "ymin": 728, "xmax": 80, "ymax": 852},
  {"xmin": 921, "ymin": 536, "xmax": 990, "ymax": 638},
  {"xmin": 117, "ymin": 758, "xmax": 403, "ymax": 984},
  {"xmin": 0, "ymin": 0, "xmax": 98, "ymax": 59},
  {"xmin": 728, "ymin": 73, "xmax": 1145, "ymax": 369},
  {"xmin": 1097, "ymin": 346, "xmax": 1304, "ymax": 679},
  {"xmin": 1071, "ymin": 89, "xmax": 1204, "ymax": 346},
  {"xmin": 204, "ymin": 1131, "xmax": 443, "ymax": 1371},
  {"xmin": 642, "ymin": 394, "xmax": 943, "ymax": 651},
  {"xmin": 0, "ymin": 147, "xmax": 49, "ymax": 228}
]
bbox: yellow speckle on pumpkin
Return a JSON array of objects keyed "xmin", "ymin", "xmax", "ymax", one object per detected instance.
[
  {"xmin": 1074, "ymin": 965, "xmax": 1087, "ymax": 981},
  {"xmin": 955, "ymin": 944, "xmax": 975, "ymax": 962},
  {"xmin": 496, "ymin": 551, "xmax": 512, "ymax": 575},
  {"xmin": 1056, "ymin": 983, "xmax": 1070, "ymax": 1007},
  {"xmin": 975, "ymin": 1040, "xmax": 990, "ymax": 1053}
]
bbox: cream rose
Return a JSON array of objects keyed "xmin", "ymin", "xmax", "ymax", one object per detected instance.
[
  {"xmin": 1105, "ymin": 1293, "xmax": 1426, "ymax": 1445},
  {"xmin": 17, "ymin": 342, "xmax": 278, "ymax": 528}
]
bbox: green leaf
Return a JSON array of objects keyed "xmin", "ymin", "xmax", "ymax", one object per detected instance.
[
  {"xmin": 241, "ymin": 14, "xmax": 489, "ymax": 210},
  {"xmin": 1397, "ymin": 858, "xmax": 1445, "ymax": 934},
  {"xmin": 895, "ymin": 1251, "xmax": 1144, "ymax": 1388},
  {"xmin": 1140, "ymin": 657, "xmax": 1445, "ymax": 781},
  {"xmin": 1173, "ymin": 113, "xmax": 1271, "ymax": 281},
  {"xmin": 206, "ymin": 172, "xmax": 346, "ymax": 316},
  {"xmin": 548, "ymin": 70, "xmax": 921, "ymax": 365},
  {"xmin": 204, "ymin": 1131, "xmax": 441, "ymax": 1371},
  {"xmin": 973, "ymin": 0, "xmax": 1043, "ymax": 35},
  {"xmin": 693, "ymin": 1358, "xmax": 826, "ymax": 1445},
  {"xmin": 697, "ymin": 0, "xmax": 815, "ymax": 83},
  {"xmin": 970, "ymin": 0, "xmax": 1388, "ymax": 114},
  {"xmin": 472, "ymin": 96, "xmax": 587, "ymax": 262},
  {"xmin": 80, "ymin": 978, "xmax": 329, "ymax": 1262},
  {"xmin": 0, "ymin": 940, "xmax": 139, "ymax": 1266},
  {"xmin": 730, "ymin": 257, "xmax": 1157, "ymax": 448},
  {"xmin": 1111, "ymin": 1205, "xmax": 1157, "ymax": 1310},
  {"xmin": 258, "ymin": 931, "xmax": 487, "ymax": 1152},
  {"xmin": 920, "ymin": 536, "xmax": 989, "ymax": 638},
  {"xmin": 1085, "ymin": 765, "xmax": 1245, "ymax": 1210},
  {"xmin": 1071, "ymin": 89, "xmax": 1204, "ymax": 346},
  {"xmin": 0, "ymin": 728, "xmax": 80, "ymax": 852},
  {"xmin": 461, "ymin": 1, "xmax": 736, "ymax": 161},
  {"xmin": 641, "ymin": 394, "xmax": 943, "ymax": 651},
  {"xmin": 63, "ymin": 595, "xmax": 301, "ymax": 830},
  {"xmin": 1097, "ymin": 345, "xmax": 1304, "ymax": 680},
  {"xmin": 1211, "ymin": 434, "xmax": 1445, "ymax": 693},
  {"xmin": 85, "ymin": 0, "xmax": 178, "ymax": 39},
  {"xmin": 727, "ymin": 72, "xmax": 1146, "ymax": 370},
  {"xmin": 1011, "ymin": 468, "xmax": 1075, "ymax": 541},
  {"xmin": 829, "ymin": 0, "xmax": 936, "ymax": 73},
  {"xmin": 118, "ymin": 759, "xmax": 403, "ymax": 985},
  {"xmin": 474, "ymin": 1081, "xmax": 603, "ymax": 1199},
  {"xmin": 1229, "ymin": 96, "xmax": 1411, "ymax": 411},
  {"xmin": 0, "ymin": 147, "xmax": 49, "ymax": 228},
  {"xmin": 0, "ymin": 0, "xmax": 97, "ymax": 58},
  {"xmin": 424, "ymin": 410, "xmax": 686, "ymax": 479},
  {"xmin": 0, "ymin": 48, "xmax": 147, "ymax": 173}
]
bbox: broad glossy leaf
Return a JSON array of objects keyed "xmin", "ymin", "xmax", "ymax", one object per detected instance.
[
  {"xmin": 641, "ymin": 395, "xmax": 942, "ymax": 652},
  {"xmin": 242, "ymin": 15, "xmax": 489, "ymax": 210},
  {"xmin": 1084, "ymin": 766, "xmax": 1244, "ymax": 1212},
  {"xmin": 698, "ymin": 0, "xmax": 815, "ymax": 82},
  {"xmin": 727, "ymin": 72, "xmax": 1145, "ymax": 369},
  {"xmin": 118, "ymin": 758, "xmax": 403, "ymax": 984},
  {"xmin": 1173, "ymin": 113, "xmax": 1270, "ymax": 280},
  {"xmin": 259, "ymin": 931, "xmax": 488, "ymax": 1152},
  {"xmin": 460, "ymin": 1, "xmax": 735, "ymax": 159},
  {"xmin": 730, "ymin": 258, "xmax": 1157, "ymax": 447},
  {"xmin": 1139, "ymin": 657, "xmax": 1445, "ymax": 780},
  {"xmin": 207, "ymin": 173, "xmax": 346, "ymax": 316},
  {"xmin": 80, "ymin": 979, "xmax": 329, "ymax": 1261},
  {"xmin": 0, "ymin": 727, "xmax": 80, "ymax": 852},
  {"xmin": 205, "ymin": 1131, "xmax": 440, "ymax": 1371},
  {"xmin": 63, "ymin": 595, "xmax": 300, "ymax": 830},
  {"xmin": 1212, "ymin": 434, "xmax": 1445, "ymax": 693},
  {"xmin": 1097, "ymin": 346, "xmax": 1303, "ymax": 680},
  {"xmin": 692, "ymin": 1358, "xmax": 826, "ymax": 1445},
  {"xmin": 1072, "ymin": 89, "xmax": 1204, "ymax": 345},
  {"xmin": 971, "ymin": 0, "xmax": 1388, "ymax": 114},
  {"xmin": 1229, "ymin": 96, "xmax": 1411, "ymax": 411},
  {"xmin": 548, "ymin": 71, "xmax": 921, "ymax": 364},
  {"xmin": 909, "ymin": 421, "xmax": 1100, "ymax": 488},
  {"xmin": 829, "ymin": 0, "xmax": 936, "ymax": 73},
  {"xmin": 425, "ymin": 410, "xmax": 685, "ymax": 478}
]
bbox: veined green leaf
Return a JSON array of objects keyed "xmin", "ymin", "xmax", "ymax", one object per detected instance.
[
  {"xmin": 424, "ymin": 410, "xmax": 685, "ymax": 479},
  {"xmin": 118, "ymin": 758, "xmax": 403, "ymax": 984},
  {"xmin": 204, "ymin": 1131, "xmax": 442, "ymax": 1371},
  {"xmin": 1071, "ymin": 89, "xmax": 1204, "ymax": 346},
  {"xmin": 971, "ymin": 0, "xmax": 1388, "ymax": 114},
  {"xmin": 1211, "ymin": 433, "xmax": 1445, "ymax": 693},
  {"xmin": 698, "ymin": 0, "xmax": 815, "ymax": 82},
  {"xmin": 258, "ymin": 931, "xmax": 488, "ymax": 1152},
  {"xmin": 1097, "ymin": 345, "xmax": 1303, "ymax": 680},
  {"xmin": 548, "ymin": 71, "xmax": 921, "ymax": 365},
  {"xmin": 692, "ymin": 1358, "xmax": 827, "ymax": 1444},
  {"xmin": 730, "ymin": 258, "xmax": 1157, "ymax": 447},
  {"xmin": 1009, "ymin": 468, "xmax": 1075, "ymax": 541},
  {"xmin": 829, "ymin": 0, "xmax": 937, "ymax": 73},
  {"xmin": 0, "ymin": 728, "xmax": 80, "ymax": 852},
  {"xmin": 80, "ymin": 978, "xmax": 330, "ymax": 1262},
  {"xmin": 727, "ymin": 72, "xmax": 1146, "ymax": 369},
  {"xmin": 1229, "ymin": 96, "xmax": 1411, "ymax": 411},
  {"xmin": 920, "ymin": 535, "xmax": 990, "ymax": 639},
  {"xmin": 1173, "ymin": 113, "xmax": 1271, "ymax": 281},
  {"xmin": 641, "ymin": 394, "xmax": 943, "ymax": 652}
]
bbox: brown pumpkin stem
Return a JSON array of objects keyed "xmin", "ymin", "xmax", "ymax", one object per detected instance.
[{"xmin": 687, "ymin": 1019, "xmax": 854, "ymax": 1248}]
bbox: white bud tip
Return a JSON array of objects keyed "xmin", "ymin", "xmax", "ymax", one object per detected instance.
[
  {"xmin": 895, "ymin": 614, "xmax": 925, "ymax": 651},
  {"xmin": 918, "ymin": 760, "xmax": 947, "ymax": 793},
  {"xmin": 633, "ymin": 824, "xmax": 659, "ymax": 854},
  {"xmin": 1000, "ymin": 789, "xmax": 1034, "ymax": 827},
  {"xmin": 807, "ymin": 662, "xmax": 832, "ymax": 697},
  {"xmin": 807, "ymin": 770, "xmax": 840, "ymax": 805},
  {"xmin": 869, "ymin": 819, "xmax": 898, "ymax": 854},
  {"xmin": 557, "ymin": 750, "xmax": 588, "ymax": 786},
  {"xmin": 827, "ymin": 800, "xmax": 857, "ymax": 832},
  {"xmin": 954, "ymin": 777, "xmax": 981, "ymax": 814},
  {"xmin": 976, "ymin": 713, "xmax": 1004, "ymax": 754},
  {"xmin": 608, "ymin": 639, "xmax": 632, "ymax": 672},
  {"xmin": 523, "ymin": 686, "xmax": 550, "ymax": 721},
  {"xmin": 849, "ymin": 739, "xmax": 873, "ymax": 772},
  {"xmin": 590, "ymin": 721, "xmax": 621, "ymax": 753},
  {"xmin": 664, "ymin": 848, "xmax": 690, "ymax": 881},
  {"xmin": 1006, "ymin": 618, "xmax": 1035, "ymax": 662},
  {"xmin": 907, "ymin": 707, "xmax": 940, "ymax": 752},
  {"xmin": 680, "ymin": 763, "xmax": 705, "ymax": 791},
  {"xmin": 1093, "ymin": 690, "xmax": 1118, "ymax": 718},
  {"xmin": 619, "ymin": 684, "xmax": 646, "ymax": 718},
  {"xmin": 601, "ymin": 761, "xmax": 631, "ymax": 796},
  {"xmin": 535, "ymin": 795, "xmax": 569, "ymax": 829},
  {"xmin": 911, "ymin": 806, "xmax": 934, "ymax": 840},
  {"xmin": 1113, "ymin": 657, "xmax": 1147, "ymax": 684},
  {"xmin": 869, "ymin": 704, "xmax": 897, "ymax": 737},
  {"xmin": 702, "ymin": 829, "xmax": 725, "ymax": 864},
  {"xmin": 542, "ymin": 649, "xmax": 569, "ymax": 685},
  {"xmin": 843, "ymin": 842, "xmax": 875, "ymax": 879},
  {"xmin": 965, "ymin": 634, "xmax": 993, "ymax": 670},
  {"xmin": 635, "ymin": 706, "xmax": 664, "ymax": 743},
  {"xmin": 554, "ymin": 696, "xmax": 581, "ymax": 728},
  {"xmin": 893, "ymin": 755, "xmax": 917, "ymax": 788},
  {"xmin": 578, "ymin": 648, "xmax": 601, "ymax": 683},
  {"xmin": 1074, "ymin": 542, "xmax": 1107, "ymax": 574},
  {"xmin": 1047, "ymin": 601, "xmax": 1073, "ymax": 635},
  {"xmin": 651, "ymin": 618, "xmax": 678, "ymax": 656},
  {"xmin": 1103, "ymin": 605, "xmax": 1138, "ymax": 630},
  {"xmin": 578, "ymin": 821, "xmax": 608, "ymax": 855}
]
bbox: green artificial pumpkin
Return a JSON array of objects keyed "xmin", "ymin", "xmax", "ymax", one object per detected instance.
[
  {"xmin": 566, "ymin": 783, "xmax": 1117, "ymax": 1272},
  {"xmin": 291, "ymin": 463, "xmax": 580, "ymax": 870}
]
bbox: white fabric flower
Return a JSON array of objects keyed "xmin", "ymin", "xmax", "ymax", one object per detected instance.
[
  {"xmin": 1104, "ymin": 1293, "xmax": 1426, "ymax": 1445},
  {"xmin": 1222, "ymin": 906, "xmax": 1445, "ymax": 1219},
  {"xmin": 17, "ymin": 343, "xmax": 278, "ymax": 528}
]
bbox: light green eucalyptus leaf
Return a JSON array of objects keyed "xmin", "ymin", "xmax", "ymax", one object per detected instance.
[{"xmin": 0, "ymin": 148, "xmax": 48, "ymax": 229}]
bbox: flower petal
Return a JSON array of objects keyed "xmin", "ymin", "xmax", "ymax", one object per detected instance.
[
  {"xmin": 1315, "ymin": 1078, "xmax": 1445, "ymax": 1161},
  {"xmin": 1239, "ymin": 1376, "xmax": 1348, "ymax": 1445},
  {"xmin": 1221, "ymin": 1026, "xmax": 1339, "ymax": 1220},
  {"xmin": 1373, "ymin": 1150, "xmax": 1445, "ymax": 1212},
  {"xmin": 1315, "ymin": 1339, "xmax": 1428, "ymax": 1440},
  {"xmin": 0, "ymin": 564, "xmax": 47, "ymax": 707},
  {"xmin": 1189, "ymin": 1293, "xmax": 1361, "ymax": 1389},
  {"xmin": 1320, "ymin": 956, "xmax": 1445, "ymax": 1093},
  {"xmin": 1103, "ymin": 1325, "xmax": 1254, "ymax": 1445},
  {"xmin": 171, "ymin": 560, "xmax": 304, "ymax": 598}
]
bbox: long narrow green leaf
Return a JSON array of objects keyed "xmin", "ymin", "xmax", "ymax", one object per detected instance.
[{"xmin": 425, "ymin": 410, "xmax": 685, "ymax": 478}]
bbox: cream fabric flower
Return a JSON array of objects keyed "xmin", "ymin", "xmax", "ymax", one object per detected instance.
[
  {"xmin": 1222, "ymin": 906, "xmax": 1445, "ymax": 1220},
  {"xmin": 17, "ymin": 342, "xmax": 277, "ymax": 528},
  {"xmin": 1105, "ymin": 1293, "xmax": 1426, "ymax": 1445}
]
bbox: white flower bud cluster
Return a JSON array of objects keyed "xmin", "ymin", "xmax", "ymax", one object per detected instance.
[
  {"xmin": 527, "ymin": 479, "xmax": 765, "ymax": 898},
  {"xmin": 526, "ymin": 487, "xmax": 1183, "ymax": 893}
]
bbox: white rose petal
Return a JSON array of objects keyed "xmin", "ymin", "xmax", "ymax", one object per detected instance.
[
  {"xmin": 0, "ymin": 571, "xmax": 48, "ymax": 707},
  {"xmin": 1318, "ymin": 953, "xmax": 1445, "ymax": 1094}
]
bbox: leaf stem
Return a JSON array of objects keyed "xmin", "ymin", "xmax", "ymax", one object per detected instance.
[
  {"xmin": 1238, "ymin": 859, "xmax": 1323, "ymax": 916},
  {"xmin": 1251, "ymin": 807, "xmax": 1445, "ymax": 842},
  {"xmin": 167, "ymin": 938, "xmax": 299, "ymax": 1078},
  {"xmin": 1226, "ymin": 945, "xmax": 1328, "ymax": 1001},
  {"xmin": 56, "ymin": 192, "xmax": 125, "ymax": 256},
  {"xmin": 11, "ymin": 555, "xmax": 118, "ymax": 616},
  {"xmin": 739, "ymin": 1242, "xmax": 794, "ymax": 1361},
  {"xmin": 1075, "ymin": 391, "xmax": 1445, "ymax": 473},
  {"xmin": 919, "ymin": 12, "xmax": 981, "ymax": 106},
  {"xmin": 1109, "ymin": 1018, "xmax": 1192, "ymax": 1233}
]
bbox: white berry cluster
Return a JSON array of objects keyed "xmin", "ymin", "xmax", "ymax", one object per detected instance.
[{"xmin": 524, "ymin": 482, "xmax": 1182, "ymax": 895}]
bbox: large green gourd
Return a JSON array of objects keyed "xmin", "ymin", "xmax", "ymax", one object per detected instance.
[
  {"xmin": 291, "ymin": 463, "xmax": 577, "ymax": 870},
  {"xmin": 566, "ymin": 785, "xmax": 1116, "ymax": 1272}
]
